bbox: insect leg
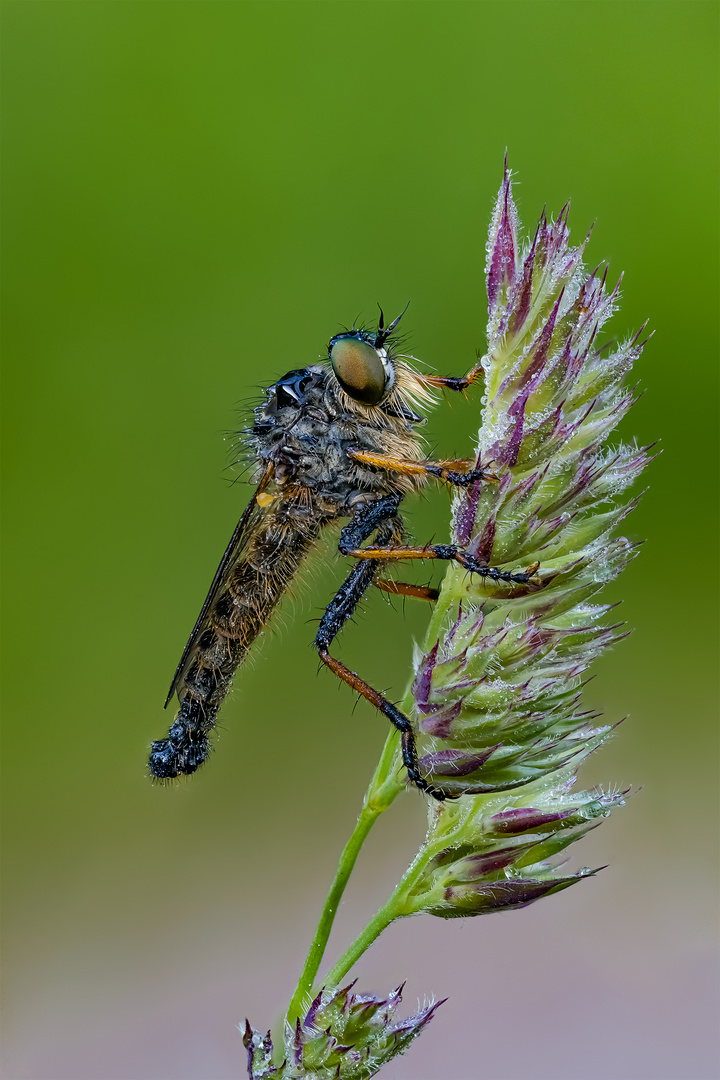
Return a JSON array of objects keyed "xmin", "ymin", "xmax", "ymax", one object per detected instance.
[
  {"xmin": 341, "ymin": 498, "xmax": 440, "ymax": 599},
  {"xmin": 348, "ymin": 449, "xmax": 497, "ymax": 488},
  {"xmin": 344, "ymin": 542, "xmax": 542, "ymax": 587},
  {"xmin": 375, "ymin": 579, "xmax": 439, "ymax": 602},
  {"xmin": 314, "ymin": 499, "xmax": 453, "ymax": 801},
  {"xmin": 417, "ymin": 359, "xmax": 486, "ymax": 392},
  {"xmin": 338, "ymin": 493, "xmax": 403, "ymax": 547},
  {"xmin": 316, "ymin": 644, "xmax": 450, "ymax": 801}
]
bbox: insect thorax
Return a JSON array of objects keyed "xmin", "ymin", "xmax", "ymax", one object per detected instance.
[{"xmin": 248, "ymin": 364, "xmax": 425, "ymax": 512}]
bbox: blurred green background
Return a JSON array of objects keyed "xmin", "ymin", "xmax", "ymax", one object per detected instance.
[{"xmin": 2, "ymin": 3, "xmax": 717, "ymax": 1078}]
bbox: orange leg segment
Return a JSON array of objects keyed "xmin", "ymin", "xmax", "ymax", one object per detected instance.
[
  {"xmin": 317, "ymin": 648, "xmax": 452, "ymax": 801},
  {"xmin": 348, "ymin": 449, "xmax": 497, "ymax": 487},
  {"xmin": 416, "ymin": 361, "xmax": 486, "ymax": 393},
  {"xmin": 375, "ymin": 578, "xmax": 440, "ymax": 602},
  {"xmin": 343, "ymin": 542, "xmax": 542, "ymax": 587}
]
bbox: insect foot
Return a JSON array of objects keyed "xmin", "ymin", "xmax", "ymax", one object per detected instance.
[
  {"xmin": 400, "ymin": 732, "xmax": 460, "ymax": 802},
  {"xmin": 449, "ymin": 549, "xmax": 543, "ymax": 586}
]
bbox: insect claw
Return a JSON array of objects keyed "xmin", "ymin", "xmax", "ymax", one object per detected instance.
[{"xmin": 523, "ymin": 561, "xmax": 543, "ymax": 587}]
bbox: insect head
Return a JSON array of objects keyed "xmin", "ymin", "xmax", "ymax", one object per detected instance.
[{"xmin": 328, "ymin": 306, "xmax": 408, "ymax": 406}]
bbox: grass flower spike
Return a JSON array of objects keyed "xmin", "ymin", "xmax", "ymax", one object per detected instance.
[
  {"xmin": 244, "ymin": 984, "xmax": 442, "ymax": 1079},
  {"xmin": 401, "ymin": 161, "xmax": 652, "ymax": 921},
  {"xmin": 247, "ymin": 162, "xmax": 651, "ymax": 1077}
]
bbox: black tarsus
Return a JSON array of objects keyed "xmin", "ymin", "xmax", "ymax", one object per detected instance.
[
  {"xmin": 432, "ymin": 545, "xmax": 540, "ymax": 584},
  {"xmin": 425, "ymin": 464, "xmax": 494, "ymax": 487},
  {"xmin": 435, "ymin": 375, "xmax": 475, "ymax": 392}
]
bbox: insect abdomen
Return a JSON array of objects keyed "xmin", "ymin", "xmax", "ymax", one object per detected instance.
[{"xmin": 149, "ymin": 496, "xmax": 328, "ymax": 779}]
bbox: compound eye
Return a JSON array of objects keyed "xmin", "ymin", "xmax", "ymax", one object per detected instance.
[{"xmin": 329, "ymin": 336, "xmax": 388, "ymax": 405}]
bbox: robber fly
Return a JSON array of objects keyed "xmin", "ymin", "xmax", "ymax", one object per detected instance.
[{"xmin": 149, "ymin": 309, "xmax": 540, "ymax": 800}]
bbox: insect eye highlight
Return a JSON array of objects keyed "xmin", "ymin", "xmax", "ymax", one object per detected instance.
[{"xmin": 329, "ymin": 335, "xmax": 390, "ymax": 405}]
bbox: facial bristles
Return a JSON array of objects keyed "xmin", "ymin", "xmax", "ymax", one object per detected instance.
[{"xmin": 392, "ymin": 356, "xmax": 440, "ymax": 412}]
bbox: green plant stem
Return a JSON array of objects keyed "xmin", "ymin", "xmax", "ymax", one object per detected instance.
[
  {"xmin": 319, "ymin": 809, "xmax": 474, "ymax": 990},
  {"xmin": 285, "ymin": 726, "xmax": 404, "ymax": 1024},
  {"xmin": 322, "ymin": 897, "xmax": 399, "ymax": 989},
  {"xmin": 286, "ymin": 804, "xmax": 379, "ymax": 1024},
  {"xmin": 285, "ymin": 589, "xmax": 458, "ymax": 1026},
  {"xmin": 322, "ymin": 843, "xmax": 433, "ymax": 988}
]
